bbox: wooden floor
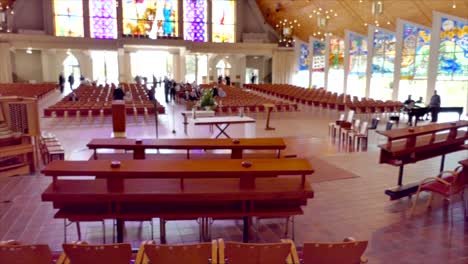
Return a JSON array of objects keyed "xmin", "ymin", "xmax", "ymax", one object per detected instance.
[{"xmin": 0, "ymin": 89, "xmax": 467, "ymax": 264}]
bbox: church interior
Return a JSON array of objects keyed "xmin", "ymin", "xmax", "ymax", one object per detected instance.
[{"xmin": 0, "ymin": 0, "xmax": 467, "ymax": 263}]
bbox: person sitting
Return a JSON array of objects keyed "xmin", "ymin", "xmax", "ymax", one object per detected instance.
[
  {"xmin": 218, "ymin": 87, "xmax": 226, "ymax": 98},
  {"xmin": 68, "ymin": 93, "xmax": 78, "ymax": 102},
  {"xmin": 212, "ymin": 86, "xmax": 219, "ymax": 97},
  {"xmin": 123, "ymin": 91, "xmax": 133, "ymax": 103},
  {"xmin": 189, "ymin": 90, "xmax": 198, "ymax": 101},
  {"xmin": 113, "ymin": 86, "xmax": 125, "ymax": 100}
]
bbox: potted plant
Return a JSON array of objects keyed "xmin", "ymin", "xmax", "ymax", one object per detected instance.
[{"xmin": 199, "ymin": 89, "xmax": 216, "ymax": 110}]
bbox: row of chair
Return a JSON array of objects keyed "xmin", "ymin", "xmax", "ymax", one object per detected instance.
[
  {"xmin": 39, "ymin": 133, "xmax": 64, "ymax": 164},
  {"xmin": 0, "ymin": 83, "xmax": 57, "ymax": 99},
  {"xmin": 194, "ymin": 84, "xmax": 298, "ymax": 114},
  {"xmin": 0, "ymin": 238, "xmax": 369, "ymax": 264},
  {"xmin": 328, "ymin": 110, "xmax": 394, "ymax": 150},
  {"xmin": 44, "ymin": 83, "xmax": 165, "ymax": 117},
  {"xmin": 245, "ymin": 84, "xmax": 403, "ymax": 114}
]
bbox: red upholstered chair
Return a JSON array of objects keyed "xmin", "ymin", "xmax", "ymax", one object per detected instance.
[
  {"xmin": 61, "ymin": 242, "xmax": 132, "ymax": 264},
  {"xmin": 410, "ymin": 166, "xmax": 465, "ymax": 217},
  {"xmin": 135, "ymin": 240, "xmax": 218, "ymax": 264},
  {"xmin": 282, "ymin": 238, "xmax": 368, "ymax": 264},
  {"xmin": 218, "ymin": 239, "xmax": 291, "ymax": 264},
  {"xmin": 0, "ymin": 241, "xmax": 52, "ymax": 264}
]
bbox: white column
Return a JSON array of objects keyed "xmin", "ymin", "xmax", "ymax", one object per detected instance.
[
  {"xmin": 365, "ymin": 25, "xmax": 374, "ymax": 98},
  {"xmin": 237, "ymin": 55, "xmax": 246, "ymax": 86},
  {"xmin": 324, "ymin": 35, "xmax": 330, "ymax": 90},
  {"xmin": 392, "ymin": 19, "xmax": 404, "ymax": 101},
  {"xmin": 179, "ymin": 49, "xmax": 186, "ymax": 83},
  {"xmin": 0, "ymin": 43, "xmax": 12, "ymax": 82},
  {"xmin": 343, "ymin": 30, "xmax": 350, "ymax": 95},
  {"xmin": 426, "ymin": 11, "xmax": 442, "ymax": 103},
  {"xmin": 308, "ymin": 36, "xmax": 314, "ymax": 88},
  {"xmin": 118, "ymin": 49, "xmax": 132, "ymax": 83}
]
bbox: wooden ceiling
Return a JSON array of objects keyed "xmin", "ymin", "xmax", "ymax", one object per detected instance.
[{"xmin": 256, "ymin": 0, "xmax": 468, "ymax": 41}]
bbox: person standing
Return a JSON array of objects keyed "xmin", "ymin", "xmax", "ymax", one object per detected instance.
[
  {"xmin": 251, "ymin": 74, "xmax": 256, "ymax": 84},
  {"xmin": 164, "ymin": 77, "xmax": 170, "ymax": 103},
  {"xmin": 58, "ymin": 73, "xmax": 65, "ymax": 93},
  {"xmin": 403, "ymin": 95, "xmax": 415, "ymax": 126},
  {"xmin": 429, "ymin": 90, "xmax": 441, "ymax": 123},
  {"xmin": 68, "ymin": 73, "xmax": 75, "ymax": 90}
]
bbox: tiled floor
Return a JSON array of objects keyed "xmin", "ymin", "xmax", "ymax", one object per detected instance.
[{"xmin": 0, "ymin": 88, "xmax": 467, "ymax": 263}]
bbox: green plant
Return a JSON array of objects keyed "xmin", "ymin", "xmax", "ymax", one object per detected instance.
[{"xmin": 200, "ymin": 89, "xmax": 216, "ymax": 109}]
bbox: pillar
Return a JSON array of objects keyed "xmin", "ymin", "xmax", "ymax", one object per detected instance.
[{"xmin": 0, "ymin": 43, "xmax": 12, "ymax": 82}]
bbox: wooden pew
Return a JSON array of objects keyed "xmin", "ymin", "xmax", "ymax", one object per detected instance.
[
  {"xmin": 377, "ymin": 121, "xmax": 468, "ymax": 200},
  {"xmin": 87, "ymin": 138, "xmax": 287, "ymax": 160},
  {"xmin": 41, "ymin": 159, "xmax": 314, "ymax": 243}
]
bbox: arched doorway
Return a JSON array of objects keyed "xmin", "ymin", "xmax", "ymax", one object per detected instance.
[
  {"xmin": 216, "ymin": 59, "xmax": 231, "ymax": 79},
  {"xmin": 63, "ymin": 54, "xmax": 81, "ymax": 91}
]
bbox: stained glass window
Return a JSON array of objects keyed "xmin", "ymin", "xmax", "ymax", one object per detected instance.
[
  {"xmin": 349, "ymin": 32, "xmax": 368, "ymax": 76},
  {"xmin": 54, "ymin": 0, "xmax": 84, "ymax": 37},
  {"xmin": 122, "ymin": 0, "xmax": 178, "ymax": 39},
  {"xmin": 400, "ymin": 24, "xmax": 431, "ymax": 79},
  {"xmin": 89, "ymin": 0, "xmax": 117, "ymax": 39},
  {"xmin": 329, "ymin": 37, "xmax": 344, "ymax": 69},
  {"xmin": 212, "ymin": 0, "xmax": 235, "ymax": 43},
  {"xmin": 312, "ymin": 40, "xmax": 326, "ymax": 71},
  {"xmin": 438, "ymin": 17, "xmax": 468, "ymax": 80},
  {"xmin": 372, "ymin": 30, "xmax": 396, "ymax": 75},
  {"xmin": 347, "ymin": 32, "xmax": 367, "ymax": 98},
  {"xmin": 370, "ymin": 29, "xmax": 396, "ymax": 100},
  {"xmin": 311, "ymin": 40, "xmax": 326, "ymax": 88},
  {"xmin": 184, "ymin": 0, "xmax": 207, "ymax": 42},
  {"xmin": 298, "ymin": 43, "xmax": 310, "ymax": 71}
]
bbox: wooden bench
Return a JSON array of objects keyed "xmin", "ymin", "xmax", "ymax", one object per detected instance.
[
  {"xmin": 41, "ymin": 159, "xmax": 314, "ymax": 243},
  {"xmin": 87, "ymin": 138, "xmax": 287, "ymax": 160},
  {"xmin": 377, "ymin": 121, "xmax": 468, "ymax": 200}
]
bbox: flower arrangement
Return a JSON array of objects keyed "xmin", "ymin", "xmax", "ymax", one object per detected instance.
[{"xmin": 199, "ymin": 89, "xmax": 216, "ymax": 110}]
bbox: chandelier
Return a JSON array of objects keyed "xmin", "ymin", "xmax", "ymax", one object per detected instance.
[
  {"xmin": 275, "ymin": 18, "xmax": 301, "ymax": 47},
  {"xmin": 309, "ymin": 7, "xmax": 337, "ymax": 41},
  {"xmin": 0, "ymin": 0, "xmax": 15, "ymax": 33}
]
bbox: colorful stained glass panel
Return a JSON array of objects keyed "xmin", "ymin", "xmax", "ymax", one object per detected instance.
[
  {"xmin": 312, "ymin": 40, "xmax": 325, "ymax": 71},
  {"xmin": 54, "ymin": 0, "xmax": 84, "ymax": 37},
  {"xmin": 298, "ymin": 43, "xmax": 310, "ymax": 71},
  {"xmin": 212, "ymin": 0, "xmax": 235, "ymax": 43},
  {"xmin": 349, "ymin": 32, "xmax": 367, "ymax": 76},
  {"xmin": 184, "ymin": 0, "xmax": 207, "ymax": 42},
  {"xmin": 400, "ymin": 23, "xmax": 431, "ymax": 79},
  {"xmin": 438, "ymin": 17, "xmax": 468, "ymax": 80},
  {"xmin": 372, "ymin": 30, "xmax": 396, "ymax": 75},
  {"xmin": 329, "ymin": 37, "xmax": 344, "ymax": 69},
  {"xmin": 122, "ymin": 0, "xmax": 178, "ymax": 38},
  {"xmin": 90, "ymin": 0, "xmax": 117, "ymax": 39}
]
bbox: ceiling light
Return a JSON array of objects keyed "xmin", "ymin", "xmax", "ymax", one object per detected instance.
[{"xmin": 26, "ymin": 47, "xmax": 32, "ymax": 54}]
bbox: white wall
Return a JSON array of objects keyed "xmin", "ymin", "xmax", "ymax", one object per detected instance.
[
  {"xmin": 246, "ymin": 56, "xmax": 271, "ymax": 84},
  {"xmin": 272, "ymin": 49, "xmax": 295, "ymax": 84},
  {"xmin": 13, "ymin": 50, "xmax": 43, "ymax": 82}
]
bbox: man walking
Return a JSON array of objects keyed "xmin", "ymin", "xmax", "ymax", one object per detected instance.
[
  {"xmin": 58, "ymin": 73, "xmax": 65, "ymax": 93},
  {"xmin": 68, "ymin": 73, "xmax": 75, "ymax": 90}
]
